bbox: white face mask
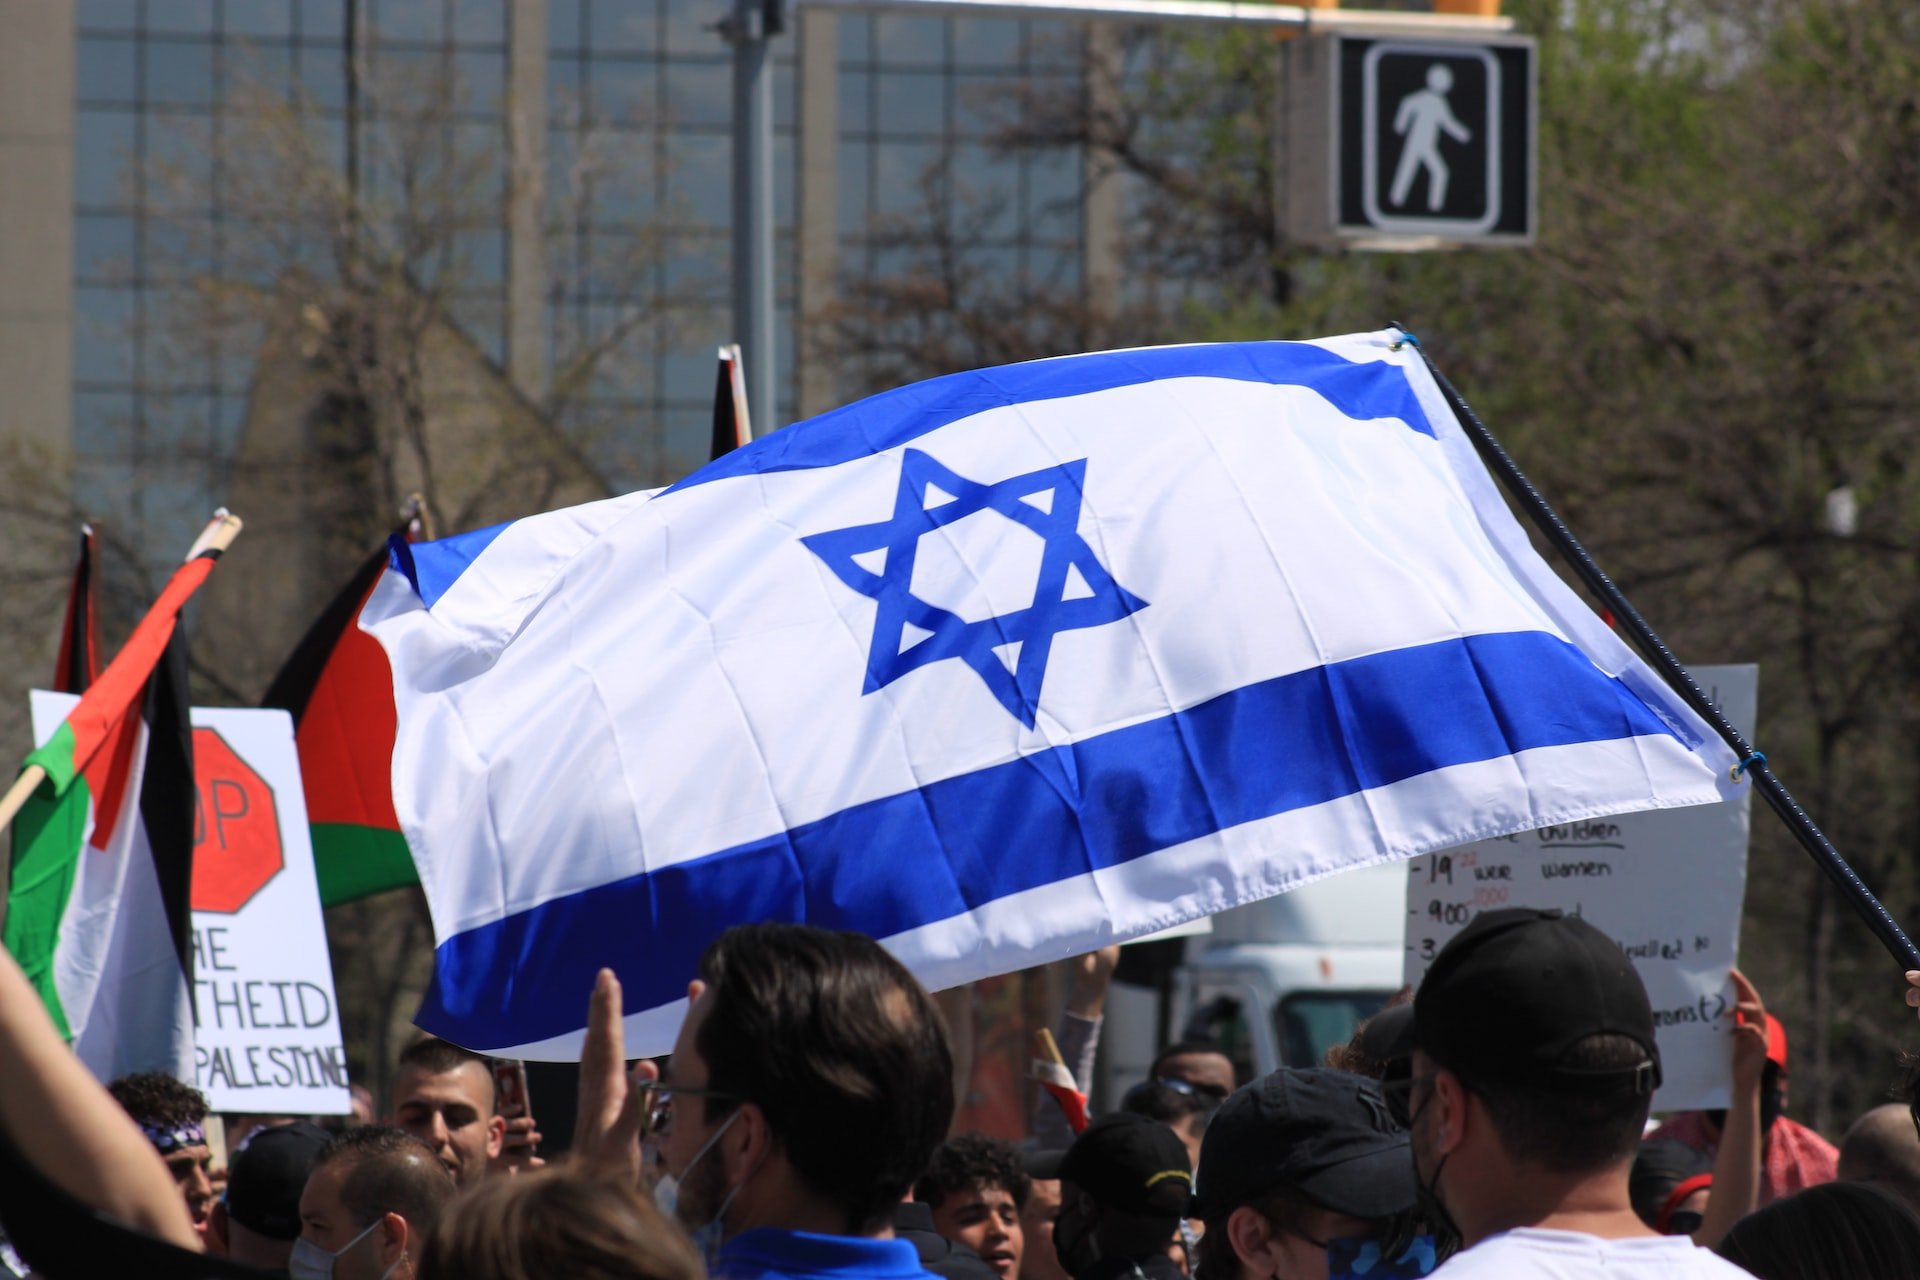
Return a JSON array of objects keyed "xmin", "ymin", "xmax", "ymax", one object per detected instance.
[
  {"xmin": 288, "ymin": 1218, "xmax": 397, "ymax": 1280},
  {"xmin": 654, "ymin": 1109, "xmax": 745, "ymax": 1263}
]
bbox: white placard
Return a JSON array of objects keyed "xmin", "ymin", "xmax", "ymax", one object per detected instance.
[
  {"xmin": 1402, "ymin": 665, "xmax": 1756, "ymax": 1111},
  {"xmin": 187, "ymin": 707, "xmax": 352, "ymax": 1114}
]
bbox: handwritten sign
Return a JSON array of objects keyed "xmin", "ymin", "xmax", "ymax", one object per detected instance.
[
  {"xmin": 188, "ymin": 707, "xmax": 352, "ymax": 1114},
  {"xmin": 1403, "ymin": 665, "xmax": 1756, "ymax": 1111}
]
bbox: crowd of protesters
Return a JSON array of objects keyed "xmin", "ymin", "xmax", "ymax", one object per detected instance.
[{"xmin": 7, "ymin": 912, "xmax": 1920, "ymax": 1279}]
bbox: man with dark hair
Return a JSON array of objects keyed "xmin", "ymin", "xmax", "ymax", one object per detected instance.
[
  {"xmin": 388, "ymin": 1037, "xmax": 505, "ymax": 1188},
  {"xmin": 296, "ymin": 1126, "xmax": 455, "ymax": 1280},
  {"xmin": 1120, "ymin": 1081, "xmax": 1215, "ymax": 1173},
  {"xmin": 1148, "ymin": 1042, "xmax": 1235, "ymax": 1104},
  {"xmin": 1019, "ymin": 1152, "xmax": 1071, "ymax": 1280},
  {"xmin": 652, "ymin": 922, "xmax": 955, "ymax": 1280},
  {"xmin": 1192, "ymin": 1069, "xmax": 1420, "ymax": 1280},
  {"xmin": 916, "ymin": 1134, "xmax": 1031, "ymax": 1279},
  {"xmin": 1393, "ymin": 908, "xmax": 1748, "ymax": 1277},
  {"xmin": 1052, "ymin": 1111, "xmax": 1191, "ymax": 1280},
  {"xmin": 106, "ymin": 1071, "xmax": 216, "ymax": 1232},
  {"xmin": 208, "ymin": 1120, "xmax": 330, "ymax": 1270}
]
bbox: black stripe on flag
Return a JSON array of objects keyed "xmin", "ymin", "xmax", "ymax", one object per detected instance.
[
  {"xmin": 260, "ymin": 543, "xmax": 389, "ymax": 723},
  {"xmin": 53, "ymin": 528, "xmax": 96, "ymax": 695},
  {"xmin": 140, "ymin": 630, "xmax": 196, "ymax": 979}
]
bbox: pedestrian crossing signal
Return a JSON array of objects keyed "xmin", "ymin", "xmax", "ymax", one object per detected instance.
[{"xmin": 1284, "ymin": 32, "xmax": 1536, "ymax": 249}]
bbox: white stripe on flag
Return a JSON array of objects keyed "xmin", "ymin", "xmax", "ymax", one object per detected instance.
[{"xmin": 365, "ymin": 330, "xmax": 1738, "ymax": 1058}]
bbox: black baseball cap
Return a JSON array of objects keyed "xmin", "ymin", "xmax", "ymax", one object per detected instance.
[
  {"xmin": 1356, "ymin": 1004, "xmax": 1414, "ymax": 1070},
  {"xmin": 1191, "ymin": 1068, "xmax": 1415, "ymax": 1221},
  {"xmin": 1024, "ymin": 1148, "xmax": 1066, "ymax": 1181},
  {"xmin": 225, "ymin": 1121, "xmax": 330, "ymax": 1241},
  {"xmin": 1057, "ymin": 1111, "xmax": 1193, "ymax": 1219},
  {"xmin": 1391, "ymin": 908, "xmax": 1661, "ymax": 1095}
]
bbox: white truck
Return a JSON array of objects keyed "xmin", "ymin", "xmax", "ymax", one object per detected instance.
[{"xmin": 1094, "ymin": 861, "xmax": 1408, "ymax": 1107}]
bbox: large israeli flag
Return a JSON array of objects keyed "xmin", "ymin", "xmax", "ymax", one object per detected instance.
[{"xmin": 363, "ymin": 330, "xmax": 1739, "ymax": 1059}]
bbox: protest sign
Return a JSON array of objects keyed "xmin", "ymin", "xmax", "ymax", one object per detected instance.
[
  {"xmin": 1402, "ymin": 665, "xmax": 1756, "ymax": 1111},
  {"xmin": 188, "ymin": 707, "xmax": 351, "ymax": 1113}
]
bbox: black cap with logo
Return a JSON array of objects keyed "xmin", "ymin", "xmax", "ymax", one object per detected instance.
[
  {"xmin": 1057, "ymin": 1111, "xmax": 1193, "ymax": 1219},
  {"xmin": 1391, "ymin": 907, "xmax": 1661, "ymax": 1095},
  {"xmin": 1191, "ymin": 1068, "xmax": 1415, "ymax": 1221}
]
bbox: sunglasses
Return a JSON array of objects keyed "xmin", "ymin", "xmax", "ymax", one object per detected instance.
[
  {"xmin": 638, "ymin": 1082, "xmax": 741, "ymax": 1137},
  {"xmin": 1124, "ymin": 1076, "xmax": 1230, "ymax": 1107}
]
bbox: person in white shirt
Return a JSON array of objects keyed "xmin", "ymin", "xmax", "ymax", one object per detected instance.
[{"xmin": 1386, "ymin": 908, "xmax": 1753, "ymax": 1279}]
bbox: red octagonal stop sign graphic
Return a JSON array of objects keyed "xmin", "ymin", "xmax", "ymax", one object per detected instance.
[{"xmin": 191, "ymin": 728, "xmax": 285, "ymax": 913}]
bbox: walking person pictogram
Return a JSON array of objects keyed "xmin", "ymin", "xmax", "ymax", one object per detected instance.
[{"xmin": 1389, "ymin": 64, "xmax": 1472, "ymax": 211}]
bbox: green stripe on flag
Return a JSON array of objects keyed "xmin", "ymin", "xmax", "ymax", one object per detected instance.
[
  {"xmin": 4, "ymin": 776, "xmax": 90, "ymax": 1040},
  {"xmin": 23, "ymin": 721, "xmax": 80, "ymax": 796},
  {"xmin": 312, "ymin": 823, "xmax": 419, "ymax": 906}
]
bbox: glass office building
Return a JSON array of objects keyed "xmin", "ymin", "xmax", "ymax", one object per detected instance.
[{"xmin": 42, "ymin": 0, "xmax": 1097, "ymax": 582}]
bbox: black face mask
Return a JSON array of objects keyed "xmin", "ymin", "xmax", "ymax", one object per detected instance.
[
  {"xmin": 1665, "ymin": 1210, "xmax": 1704, "ymax": 1237},
  {"xmin": 1406, "ymin": 1091, "xmax": 1461, "ymax": 1251},
  {"xmin": 1053, "ymin": 1204, "xmax": 1101, "ymax": 1277},
  {"xmin": 1707, "ymin": 1087, "xmax": 1784, "ymax": 1138}
]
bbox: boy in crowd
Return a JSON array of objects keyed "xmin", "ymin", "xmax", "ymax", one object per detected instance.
[
  {"xmin": 917, "ymin": 1134, "xmax": 1030, "ymax": 1280},
  {"xmin": 106, "ymin": 1071, "xmax": 216, "ymax": 1233}
]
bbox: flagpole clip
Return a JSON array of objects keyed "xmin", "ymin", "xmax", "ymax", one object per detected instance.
[
  {"xmin": 1389, "ymin": 324, "xmax": 1420, "ymax": 352},
  {"xmin": 1731, "ymin": 751, "xmax": 1767, "ymax": 782}
]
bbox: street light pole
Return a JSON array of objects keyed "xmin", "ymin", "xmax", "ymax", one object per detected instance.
[
  {"xmin": 725, "ymin": 0, "xmax": 779, "ymax": 439},
  {"xmin": 728, "ymin": 0, "xmax": 1511, "ymax": 436}
]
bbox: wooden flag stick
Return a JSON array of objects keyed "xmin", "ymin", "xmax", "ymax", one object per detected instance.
[
  {"xmin": 1035, "ymin": 1027, "xmax": 1069, "ymax": 1071},
  {"xmin": 0, "ymin": 768, "xmax": 47, "ymax": 840},
  {"xmin": 0, "ymin": 510, "xmax": 244, "ymax": 841},
  {"xmin": 185, "ymin": 508, "xmax": 244, "ymax": 560}
]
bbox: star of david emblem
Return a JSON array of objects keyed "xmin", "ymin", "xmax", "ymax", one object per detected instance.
[{"xmin": 801, "ymin": 450, "xmax": 1148, "ymax": 728}]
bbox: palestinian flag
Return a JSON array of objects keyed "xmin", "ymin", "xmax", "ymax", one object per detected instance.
[
  {"xmin": 53, "ymin": 525, "xmax": 100, "ymax": 693},
  {"xmin": 5, "ymin": 546, "xmax": 215, "ymax": 1083},
  {"xmin": 262, "ymin": 537, "xmax": 417, "ymax": 906}
]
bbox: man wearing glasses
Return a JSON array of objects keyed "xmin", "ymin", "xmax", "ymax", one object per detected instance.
[
  {"xmin": 579, "ymin": 922, "xmax": 955, "ymax": 1280},
  {"xmin": 1120, "ymin": 1079, "xmax": 1222, "ymax": 1175},
  {"xmin": 1146, "ymin": 1044, "xmax": 1236, "ymax": 1105}
]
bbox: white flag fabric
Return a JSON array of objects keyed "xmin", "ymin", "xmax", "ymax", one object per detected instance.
[{"xmin": 363, "ymin": 330, "xmax": 1739, "ymax": 1059}]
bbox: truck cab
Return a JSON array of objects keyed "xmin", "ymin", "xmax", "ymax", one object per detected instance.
[{"xmin": 1096, "ymin": 862, "xmax": 1407, "ymax": 1104}]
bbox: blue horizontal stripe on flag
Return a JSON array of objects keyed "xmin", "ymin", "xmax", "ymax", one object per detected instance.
[
  {"xmin": 417, "ymin": 629, "xmax": 1667, "ymax": 1049},
  {"xmin": 670, "ymin": 341, "xmax": 1433, "ymax": 497},
  {"xmin": 393, "ymin": 342, "xmax": 1429, "ymax": 611}
]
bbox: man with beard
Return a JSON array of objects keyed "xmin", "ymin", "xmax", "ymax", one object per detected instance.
[
  {"xmin": 1391, "ymin": 908, "xmax": 1749, "ymax": 1278},
  {"xmin": 623, "ymin": 923, "xmax": 954, "ymax": 1280},
  {"xmin": 1052, "ymin": 1112, "xmax": 1192, "ymax": 1280},
  {"xmin": 389, "ymin": 1039, "xmax": 506, "ymax": 1189}
]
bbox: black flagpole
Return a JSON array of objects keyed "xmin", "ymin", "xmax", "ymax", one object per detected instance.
[{"xmin": 1400, "ymin": 326, "xmax": 1920, "ymax": 973}]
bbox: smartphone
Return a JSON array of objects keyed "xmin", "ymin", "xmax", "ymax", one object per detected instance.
[{"xmin": 493, "ymin": 1058, "xmax": 531, "ymax": 1120}]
